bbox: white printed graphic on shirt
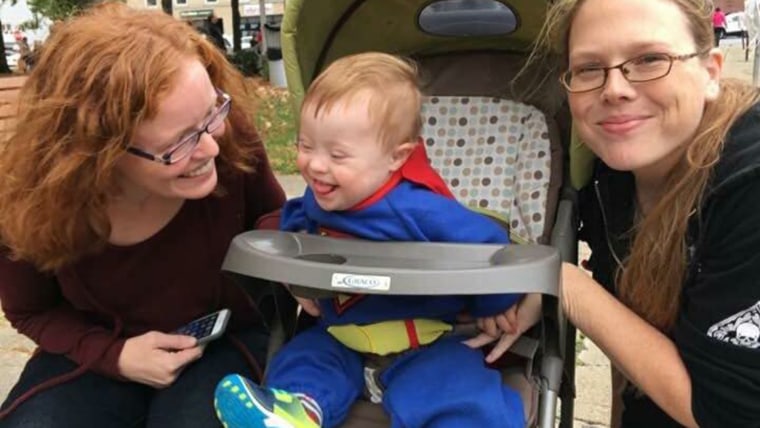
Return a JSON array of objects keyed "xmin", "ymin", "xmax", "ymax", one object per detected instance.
[{"xmin": 706, "ymin": 301, "xmax": 760, "ymax": 349}]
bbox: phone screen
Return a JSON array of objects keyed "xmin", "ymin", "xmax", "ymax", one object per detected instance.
[{"xmin": 175, "ymin": 312, "xmax": 220, "ymax": 339}]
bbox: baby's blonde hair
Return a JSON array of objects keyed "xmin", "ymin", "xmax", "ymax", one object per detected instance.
[{"xmin": 302, "ymin": 52, "xmax": 422, "ymax": 150}]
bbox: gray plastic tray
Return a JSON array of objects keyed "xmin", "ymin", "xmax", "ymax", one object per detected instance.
[{"xmin": 222, "ymin": 230, "xmax": 561, "ymax": 297}]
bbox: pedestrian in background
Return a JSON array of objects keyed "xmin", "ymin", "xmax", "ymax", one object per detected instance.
[
  {"xmin": 713, "ymin": 6, "xmax": 727, "ymax": 46},
  {"xmin": 202, "ymin": 13, "xmax": 227, "ymax": 53}
]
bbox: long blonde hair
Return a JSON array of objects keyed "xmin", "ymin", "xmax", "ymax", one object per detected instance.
[
  {"xmin": 0, "ymin": 2, "xmax": 262, "ymax": 271},
  {"xmin": 538, "ymin": 0, "xmax": 760, "ymax": 330}
]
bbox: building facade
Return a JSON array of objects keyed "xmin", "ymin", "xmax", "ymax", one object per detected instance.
[
  {"xmin": 125, "ymin": 0, "xmax": 284, "ymax": 40},
  {"xmin": 714, "ymin": 0, "xmax": 744, "ymax": 13}
]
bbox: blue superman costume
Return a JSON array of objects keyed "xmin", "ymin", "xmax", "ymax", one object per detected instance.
[{"xmin": 238, "ymin": 144, "xmax": 524, "ymax": 428}]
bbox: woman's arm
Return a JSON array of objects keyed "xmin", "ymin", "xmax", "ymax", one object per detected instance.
[
  {"xmin": 562, "ymin": 263, "xmax": 699, "ymax": 427},
  {"xmin": 0, "ymin": 255, "xmax": 128, "ymax": 378},
  {"xmin": 1, "ymin": 255, "xmax": 205, "ymax": 386}
]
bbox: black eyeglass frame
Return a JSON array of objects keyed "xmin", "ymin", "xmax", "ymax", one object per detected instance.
[
  {"xmin": 126, "ymin": 88, "xmax": 232, "ymax": 165},
  {"xmin": 559, "ymin": 51, "xmax": 708, "ymax": 94}
]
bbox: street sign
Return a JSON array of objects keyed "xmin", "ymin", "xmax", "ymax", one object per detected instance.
[
  {"xmin": 242, "ymin": 3, "xmax": 275, "ymax": 17},
  {"xmin": 179, "ymin": 9, "xmax": 214, "ymax": 19}
]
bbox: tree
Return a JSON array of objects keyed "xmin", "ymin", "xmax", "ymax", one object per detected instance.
[
  {"xmin": 1, "ymin": 0, "xmax": 120, "ymax": 74},
  {"xmin": 231, "ymin": 0, "xmax": 241, "ymax": 52},
  {"xmin": 19, "ymin": 14, "xmax": 44, "ymax": 31},
  {"xmin": 0, "ymin": 0, "xmax": 18, "ymax": 74},
  {"xmin": 26, "ymin": 0, "xmax": 108, "ymax": 21},
  {"xmin": 160, "ymin": 0, "xmax": 171, "ymax": 15}
]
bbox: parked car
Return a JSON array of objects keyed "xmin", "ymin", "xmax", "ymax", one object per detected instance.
[
  {"xmin": 4, "ymin": 41, "xmax": 19, "ymax": 71},
  {"xmin": 223, "ymin": 35, "xmax": 233, "ymax": 54},
  {"xmin": 725, "ymin": 11, "xmax": 747, "ymax": 37},
  {"xmin": 241, "ymin": 35, "xmax": 254, "ymax": 50}
]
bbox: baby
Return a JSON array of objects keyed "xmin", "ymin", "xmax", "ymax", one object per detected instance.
[{"xmin": 215, "ymin": 52, "xmax": 525, "ymax": 428}]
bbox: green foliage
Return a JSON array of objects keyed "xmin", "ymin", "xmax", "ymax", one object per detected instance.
[
  {"xmin": 27, "ymin": 0, "xmax": 112, "ymax": 20},
  {"xmin": 575, "ymin": 331, "xmax": 587, "ymax": 364},
  {"xmin": 260, "ymin": 59, "xmax": 269, "ymax": 82},
  {"xmin": 228, "ymin": 49, "xmax": 264, "ymax": 77},
  {"xmin": 18, "ymin": 19, "xmax": 41, "ymax": 31},
  {"xmin": 255, "ymin": 87, "xmax": 298, "ymax": 174}
]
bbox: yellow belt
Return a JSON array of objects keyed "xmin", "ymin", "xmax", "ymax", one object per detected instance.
[{"xmin": 327, "ymin": 319, "xmax": 453, "ymax": 355}]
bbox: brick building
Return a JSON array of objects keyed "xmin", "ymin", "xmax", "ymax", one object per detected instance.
[
  {"xmin": 714, "ymin": 0, "xmax": 744, "ymax": 13},
  {"xmin": 124, "ymin": 0, "xmax": 284, "ymax": 41}
]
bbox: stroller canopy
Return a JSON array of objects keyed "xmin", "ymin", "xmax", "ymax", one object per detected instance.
[{"xmin": 281, "ymin": 0, "xmax": 547, "ymax": 103}]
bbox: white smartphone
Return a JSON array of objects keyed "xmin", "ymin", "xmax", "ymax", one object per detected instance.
[{"xmin": 173, "ymin": 308, "xmax": 231, "ymax": 346}]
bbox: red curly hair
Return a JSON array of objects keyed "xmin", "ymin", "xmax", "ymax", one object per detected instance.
[{"xmin": 0, "ymin": 2, "xmax": 262, "ymax": 271}]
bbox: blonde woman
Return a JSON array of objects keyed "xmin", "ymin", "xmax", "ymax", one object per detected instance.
[
  {"xmin": 0, "ymin": 3, "xmax": 284, "ymax": 426},
  {"xmin": 506, "ymin": 0, "xmax": 760, "ymax": 426}
]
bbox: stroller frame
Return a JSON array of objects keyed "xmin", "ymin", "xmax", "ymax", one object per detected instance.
[{"xmin": 223, "ymin": 1, "xmax": 580, "ymax": 427}]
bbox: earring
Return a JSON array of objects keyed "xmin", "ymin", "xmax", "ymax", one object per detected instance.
[{"xmin": 706, "ymin": 82, "xmax": 720, "ymax": 100}]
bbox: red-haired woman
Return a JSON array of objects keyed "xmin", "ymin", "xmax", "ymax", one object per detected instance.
[{"xmin": 0, "ymin": 2, "xmax": 284, "ymax": 426}]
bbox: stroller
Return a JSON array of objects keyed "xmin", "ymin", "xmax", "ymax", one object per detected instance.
[{"xmin": 222, "ymin": 0, "xmax": 579, "ymax": 426}]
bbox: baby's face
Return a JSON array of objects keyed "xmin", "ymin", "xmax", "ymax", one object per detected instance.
[{"xmin": 297, "ymin": 96, "xmax": 400, "ymax": 211}]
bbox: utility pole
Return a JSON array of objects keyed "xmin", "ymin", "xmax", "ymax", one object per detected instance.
[
  {"xmin": 259, "ymin": 0, "xmax": 267, "ymax": 58},
  {"xmin": 160, "ymin": 0, "xmax": 172, "ymax": 15},
  {"xmin": 231, "ymin": 0, "xmax": 241, "ymax": 52},
  {"xmin": 748, "ymin": 0, "xmax": 760, "ymax": 85}
]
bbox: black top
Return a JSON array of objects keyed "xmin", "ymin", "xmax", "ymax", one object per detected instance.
[
  {"xmin": 202, "ymin": 20, "xmax": 227, "ymax": 52},
  {"xmin": 578, "ymin": 102, "xmax": 760, "ymax": 428}
]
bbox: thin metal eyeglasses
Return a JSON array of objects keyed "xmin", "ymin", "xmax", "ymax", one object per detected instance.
[
  {"xmin": 560, "ymin": 51, "xmax": 707, "ymax": 94},
  {"xmin": 126, "ymin": 88, "xmax": 232, "ymax": 165}
]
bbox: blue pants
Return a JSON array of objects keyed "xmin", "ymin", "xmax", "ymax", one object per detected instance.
[
  {"xmin": 1, "ymin": 327, "xmax": 269, "ymax": 428},
  {"xmin": 266, "ymin": 326, "xmax": 524, "ymax": 428}
]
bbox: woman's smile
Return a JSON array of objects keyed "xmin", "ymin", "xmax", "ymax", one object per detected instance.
[
  {"xmin": 180, "ymin": 159, "xmax": 215, "ymax": 178},
  {"xmin": 598, "ymin": 114, "xmax": 652, "ymax": 135}
]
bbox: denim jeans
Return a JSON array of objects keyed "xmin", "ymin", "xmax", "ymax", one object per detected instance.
[{"xmin": 0, "ymin": 327, "xmax": 268, "ymax": 428}]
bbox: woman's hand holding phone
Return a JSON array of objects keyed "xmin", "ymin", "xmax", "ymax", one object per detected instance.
[
  {"xmin": 117, "ymin": 309, "xmax": 229, "ymax": 387},
  {"xmin": 117, "ymin": 331, "xmax": 203, "ymax": 388}
]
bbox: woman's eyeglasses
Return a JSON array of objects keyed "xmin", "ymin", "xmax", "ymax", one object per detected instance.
[
  {"xmin": 126, "ymin": 88, "xmax": 232, "ymax": 165},
  {"xmin": 560, "ymin": 52, "xmax": 706, "ymax": 94}
]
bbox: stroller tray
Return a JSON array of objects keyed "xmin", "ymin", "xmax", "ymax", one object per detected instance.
[{"xmin": 222, "ymin": 230, "xmax": 560, "ymax": 296}]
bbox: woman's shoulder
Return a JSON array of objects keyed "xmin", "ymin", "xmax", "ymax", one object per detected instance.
[{"xmin": 711, "ymin": 102, "xmax": 760, "ymax": 195}]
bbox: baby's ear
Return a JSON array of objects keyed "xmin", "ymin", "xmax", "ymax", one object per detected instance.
[{"xmin": 390, "ymin": 140, "xmax": 417, "ymax": 171}]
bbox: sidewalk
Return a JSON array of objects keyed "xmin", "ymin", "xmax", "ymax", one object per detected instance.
[{"xmin": 0, "ymin": 40, "xmax": 754, "ymax": 426}]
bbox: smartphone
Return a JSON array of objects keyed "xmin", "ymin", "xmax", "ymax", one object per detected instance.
[{"xmin": 173, "ymin": 308, "xmax": 231, "ymax": 346}]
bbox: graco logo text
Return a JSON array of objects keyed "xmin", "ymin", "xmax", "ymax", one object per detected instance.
[{"xmin": 331, "ymin": 273, "xmax": 391, "ymax": 291}]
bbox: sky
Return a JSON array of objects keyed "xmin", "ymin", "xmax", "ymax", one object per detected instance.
[{"xmin": 0, "ymin": 0, "xmax": 34, "ymax": 27}]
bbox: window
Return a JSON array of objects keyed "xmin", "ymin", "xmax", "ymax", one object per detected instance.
[
  {"xmin": 418, "ymin": 0, "xmax": 517, "ymax": 36},
  {"xmin": 145, "ymin": 0, "xmax": 158, "ymax": 7},
  {"xmin": 175, "ymin": 0, "xmax": 187, "ymax": 6}
]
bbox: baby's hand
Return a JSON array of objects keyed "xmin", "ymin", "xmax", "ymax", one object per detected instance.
[
  {"xmin": 477, "ymin": 305, "xmax": 519, "ymax": 338},
  {"xmin": 463, "ymin": 294, "xmax": 542, "ymax": 363},
  {"xmin": 283, "ymin": 283, "xmax": 321, "ymax": 317},
  {"xmin": 295, "ymin": 296, "xmax": 321, "ymax": 317}
]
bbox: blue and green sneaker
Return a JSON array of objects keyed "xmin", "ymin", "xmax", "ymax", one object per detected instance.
[{"xmin": 214, "ymin": 374, "xmax": 322, "ymax": 428}]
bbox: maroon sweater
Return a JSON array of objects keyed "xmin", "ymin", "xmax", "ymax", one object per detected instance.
[{"xmin": 0, "ymin": 157, "xmax": 285, "ymax": 380}]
